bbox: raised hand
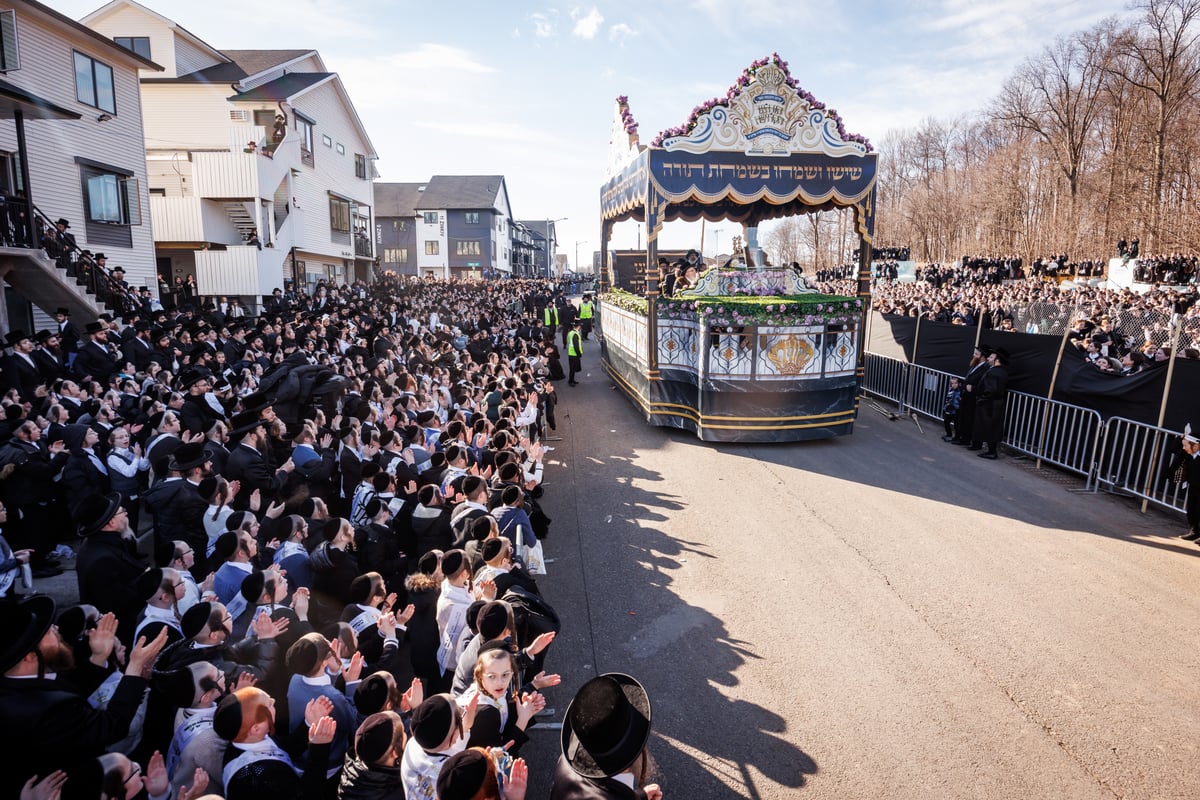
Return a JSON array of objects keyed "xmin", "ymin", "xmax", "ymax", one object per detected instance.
[
  {"xmin": 528, "ymin": 630, "xmax": 556, "ymax": 656},
  {"xmin": 506, "ymin": 758, "xmax": 528, "ymax": 800},
  {"xmin": 304, "ymin": 695, "xmax": 334, "ymax": 727},
  {"xmin": 143, "ymin": 751, "xmax": 168, "ymax": 797},
  {"xmin": 345, "ymin": 651, "xmax": 364, "ymax": 682},
  {"xmin": 515, "ymin": 691, "xmax": 545, "ymax": 728},
  {"xmin": 126, "ymin": 627, "xmax": 169, "ymax": 677},
  {"xmin": 531, "ymin": 671, "xmax": 561, "ymax": 690},
  {"xmin": 400, "ymin": 677, "xmax": 423, "ymax": 712},
  {"xmin": 88, "ymin": 612, "xmax": 118, "ymax": 666},
  {"xmin": 396, "ymin": 603, "xmax": 415, "ymax": 626},
  {"xmin": 308, "ymin": 715, "xmax": 337, "ymax": 745},
  {"xmin": 234, "ymin": 671, "xmax": 258, "ymax": 691},
  {"xmin": 20, "ymin": 771, "xmax": 67, "ymax": 800}
]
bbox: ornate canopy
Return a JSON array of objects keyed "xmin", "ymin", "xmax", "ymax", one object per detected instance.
[{"xmin": 601, "ymin": 54, "xmax": 878, "ymax": 242}]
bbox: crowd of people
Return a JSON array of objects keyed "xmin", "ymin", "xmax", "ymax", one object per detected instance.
[
  {"xmin": 0, "ymin": 272, "xmax": 661, "ymax": 800},
  {"xmin": 817, "ymin": 257, "xmax": 1200, "ymax": 360}
]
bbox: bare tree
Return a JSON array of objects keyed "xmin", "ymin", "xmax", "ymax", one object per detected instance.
[{"xmin": 1110, "ymin": 0, "xmax": 1200, "ymax": 250}]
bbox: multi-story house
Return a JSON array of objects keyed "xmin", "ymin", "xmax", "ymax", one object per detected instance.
[
  {"xmin": 0, "ymin": 0, "xmax": 160, "ymax": 332},
  {"xmin": 82, "ymin": 0, "xmax": 378, "ymax": 305},
  {"xmin": 376, "ymin": 175, "xmax": 514, "ymax": 280},
  {"xmin": 518, "ymin": 219, "xmax": 560, "ymax": 278},
  {"xmin": 374, "ymin": 181, "xmax": 421, "ymax": 277},
  {"xmin": 510, "ymin": 221, "xmax": 537, "ymax": 277}
]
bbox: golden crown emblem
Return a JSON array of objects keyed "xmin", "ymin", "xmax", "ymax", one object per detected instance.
[{"xmin": 766, "ymin": 335, "xmax": 814, "ymax": 375}]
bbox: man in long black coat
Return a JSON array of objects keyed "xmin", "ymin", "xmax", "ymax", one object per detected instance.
[
  {"xmin": 954, "ymin": 345, "xmax": 989, "ymax": 447},
  {"xmin": 73, "ymin": 321, "xmax": 117, "ymax": 384},
  {"xmin": 974, "ymin": 348, "xmax": 1010, "ymax": 460}
]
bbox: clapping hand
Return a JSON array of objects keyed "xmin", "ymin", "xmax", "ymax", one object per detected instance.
[
  {"xmin": 177, "ymin": 768, "xmax": 209, "ymax": 800},
  {"xmin": 308, "ymin": 715, "xmax": 337, "ymax": 745},
  {"xmin": 304, "ymin": 695, "xmax": 334, "ymax": 727},
  {"xmin": 20, "ymin": 771, "xmax": 66, "ymax": 800},
  {"xmin": 400, "ymin": 677, "xmax": 423, "ymax": 713},
  {"xmin": 143, "ymin": 752, "xmax": 168, "ymax": 798},
  {"xmin": 531, "ymin": 671, "xmax": 561, "ymax": 690},
  {"xmin": 514, "ymin": 691, "xmax": 545, "ymax": 728}
]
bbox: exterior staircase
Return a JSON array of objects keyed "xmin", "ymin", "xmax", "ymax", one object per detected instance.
[
  {"xmin": 223, "ymin": 202, "xmax": 257, "ymax": 242},
  {"xmin": 0, "ymin": 245, "xmax": 112, "ymax": 324}
]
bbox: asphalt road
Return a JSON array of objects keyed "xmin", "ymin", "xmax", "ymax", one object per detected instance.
[{"xmin": 522, "ymin": 351, "xmax": 1200, "ymax": 800}]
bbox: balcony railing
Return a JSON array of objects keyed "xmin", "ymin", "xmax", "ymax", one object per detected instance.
[{"xmin": 354, "ymin": 235, "xmax": 373, "ymax": 258}]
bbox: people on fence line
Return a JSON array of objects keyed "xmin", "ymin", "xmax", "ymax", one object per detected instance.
[
  {"xmin": 971, "ymin": 347, "xmax": 1010, "ymax": 460},
  {"xmin": 1169, "ymin": 424, "xmax": 1200, "ymax": 545},
  {"xmin": 0, "ymin": 271, "xmax": 660, "ymax": 797}
]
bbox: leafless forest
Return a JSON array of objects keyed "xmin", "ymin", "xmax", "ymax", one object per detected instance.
[{"xmin": 764, "ymin": 0, "xmax": 1200, "ymax": 270}]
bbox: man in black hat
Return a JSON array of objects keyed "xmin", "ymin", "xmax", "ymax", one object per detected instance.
[
  {"xmin": 74, "ymin": 320, "xmax": 117, "ymax": 384},
  {"xmin": 0, "ymin": 596, "xmax": 168, "ymax": 799},
  {"xmin": 4, "ymin": 329, "xmax": 43, "ymax": 399},
  {"xmin": 1169, "ymin": 425, "xmax": 1200, "ymax": 542},
  {"xmin": 953, "ymin": 345, "xmax": 990, "ymax": 447},
  {"xmin": 51, "ymin": 218, "xmax": 76, "ymax": 270},
  {"xmin": 0, "ymin": 420, "xmax": 69, "ymax": 576},
  {"xmin": 74, "ymin": 493, "xmax": 146, "ymax": 639},
  {"xmin": 179, "ymin": 372, "xmax": 223, "ymax": 437},
  {"xmin": 974, "ymin": 347, "xmax": 1010, "ymax": 460},
  {"xmin": 121, "ymin": 319, "xmax": 155, "ymax": 373},
  {"xmin": 551, "ymin": 673, "xmax": 659, "ymax": 800},
  {"xmin": 143, "ymin": 442, "xmax": 212, "ymax": 560},
  {"xmin": 224, "ymin": 411, "xmax": 294, "ymax": 509},
  {"xmin": 33, "ymin": 329, "xmax": 66, "ymax": 384}
]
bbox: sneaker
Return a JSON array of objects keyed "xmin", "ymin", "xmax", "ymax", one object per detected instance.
[{"xmin": 1181, "ymin": 529, "xmax": 1200, "ymax": 541}]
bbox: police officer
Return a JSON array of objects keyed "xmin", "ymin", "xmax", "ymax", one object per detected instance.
[
  {"xmin": 578, "ymin": 294, "xmax": 595, "ymax": 340},
  {"xmin": 567, "ymin": 320, "xmax": 583, "ymax": 386}
]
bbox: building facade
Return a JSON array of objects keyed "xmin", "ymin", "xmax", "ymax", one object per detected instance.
[
  {"xmin": 0, "ymin": 0, "xmax": 160, "ymax": 330},
  {"xmin": 82, "ymin": 0, "xmax": 378, "ymax": 304},
  {"xmin": 375, "ymin": 176, "xmax": 515, "ymax": 280}
]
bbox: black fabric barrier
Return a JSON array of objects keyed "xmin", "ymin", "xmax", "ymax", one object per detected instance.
[{"xmin": 871, "ymin": 312, "xmax": 1200, "ymax": 431}]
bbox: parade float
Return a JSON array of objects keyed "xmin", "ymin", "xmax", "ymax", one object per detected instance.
[{"xmin": 597, "ymin": 54, "xmax": 878, "ymax": 442}]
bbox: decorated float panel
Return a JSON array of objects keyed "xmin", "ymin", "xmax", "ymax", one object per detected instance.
[{"xmin": 598, "ymin": 54, "xmax": 877, "ymax": 443}]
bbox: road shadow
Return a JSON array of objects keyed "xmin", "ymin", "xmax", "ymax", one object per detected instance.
[{"xmin": 531, "ymin": 427, "xmax": 818, "ymax": 798}]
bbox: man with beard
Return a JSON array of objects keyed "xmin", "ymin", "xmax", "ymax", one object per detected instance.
[
  {"xmin": 0, "ymin": 596, "xmax": 168, "ymax": 798},
  {"xmin": 223, "ymin": 411, "xmax": 294, "ymax": 510},
  {"xmin": 74, "ymin": 493, "xmax": 147, "ymax": 643},
  {"xmin": 142, "ymin": 442, "xmax": 213, "ymax": 563},
  {"xmin": 133, "ymin": 566, "xmax": 187, "ymax": 646}
]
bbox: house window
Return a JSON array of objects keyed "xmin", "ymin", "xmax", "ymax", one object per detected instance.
[
  {"xmin": 423, "ymin": 212, "xmax": 438, "ymax": 224},
  {"xmin": 296, "ymin": 115, "xmax": 315, "ymax": 166},
  {"xmin": 384, "ymin": 248, "xmax": 408, "ymax": 263},
  {"xmin": 425, "ymin": 241, "xmax": 439, "ymax": 255},
  {"xmin": 74, "ymin": 51, "xmax": 115, "ymax": 114},
  {"xmin": 336, "ymin": 143, "xmax": 345, "ymax": 155},
  {"xmin": 113, "ymin": 36, "xmax": 150, "ymax": 59},
  {"xmin": 456, "ymin": 241, "xmax": 481, "ymax": 256},
  {"xmin": 465, "ymin": 212, "xmax": 479, "ymax": 225},
  {"xmin": 322, "ymin": 134, "xmax": 332, "ymax": 148},
  {"xmin": 392, "ymin": 220, "xmax": 407, "ymax": 232},
  {"xmin": 80, "ymin": 169, "xmax": 140, "ymax": 225},
  {"xmin": 0, "ymin": 10, "xmax": 21, "ymax": 72},
  {"xmin": 329, "ymin": 196, "xmax": 350, "ymax": 233},
  {"xmin": 354, "ymin": 154, "xmax": 367, "ymax": 180}
]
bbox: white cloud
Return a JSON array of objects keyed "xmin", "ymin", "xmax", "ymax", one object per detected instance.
[
  {"xmin": 572, "ymin": 7, "xmax": 605, "ymax": 39},
  {"xmin": 384, "ymin": 43, "xmax": 494, "ymax": 74},
  {"xmin": 531, "ymin": 11, "xmax": 557, "ymax": 38},
  {"xmin": 609, "ymin": 22, "xmax": 638, "ymax": 43}
]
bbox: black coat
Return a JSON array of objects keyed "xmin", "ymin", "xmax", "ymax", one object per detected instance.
[
  {"xmin": 143, "ymin": 478, "xmax": 209, "ymax": 556},
  {"xmin": 0, "ymin": 672, "xmax": 149, "ymax": 799},
  {"xmin": 3, "ymin": 352, "xmax": 43, "ymax": 398},
  {"xmin": 74, "ymin": 339, "xmax": 117, "ymax": 383},
  {"xmin": 0, "ymin": 438, "xmax": 67, "ymax": 505},
  {"xmin": 550, "ymin": 755, "xmax": 649, "ymax": 800},
  {"xmin": 973, "ymin": 364, "xmax": 1009, "ymax": 444},
  {"xmin": 337, "ymin": 756, "xmax": 405, "ymax": 800},
  {"xmin": 224, "ymin": 442, "xmax": 286, "ymax": 508},
  {"xmin": 75, "ymin": 530, "xmax": 146, "ymax": 637}
]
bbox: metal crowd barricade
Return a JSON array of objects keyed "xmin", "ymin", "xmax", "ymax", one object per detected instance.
[
  {"xmin": 901, "ymin": 362, "xmax": 957, "ymax": 421},
  {"xmin": 1002, "ymin": 392, "xmax": 1103, "ymax": 478},
  {"xmin": 1091, "ymin": 417, "xmax": 1189, "ymax": 514},
  {"xmin": 861, "ymin": 352, "xmax": 908, "ymax": 411}
]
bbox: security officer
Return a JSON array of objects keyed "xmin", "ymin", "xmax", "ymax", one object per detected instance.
[
  {"xmin": 578, "ymin": 294, "xmax": 595, "ymax": 340},
  {"xmin": 567, "ymin": 320, "xmax": 583, "ymax": 386},
  {"xmin": 543, "ymin": 302, "xmax": 560, "ymax": 341}
]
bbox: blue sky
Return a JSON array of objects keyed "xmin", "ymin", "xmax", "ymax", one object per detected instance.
[{"xmin": 58, "ymin": 0, "xmax": 1134, "ymax": 264}]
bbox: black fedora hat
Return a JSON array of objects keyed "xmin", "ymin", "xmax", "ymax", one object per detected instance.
[
  {"xmin": 55, "ymin": 218, "xmax": 70, "ymax": 228},
  {"xmin": 0, "ymin": 595, "xmax": 56, "ymax": 672},
  {"xmin": 74, "ymin": 491, "xmax": 122, "ymax": 537},
  {"xmin": 168, "ymin": 441, "xmax": 210, "ymax": 472},
  {"xmin": 561, "ymin": 673, "xmax": 652, "ymax": 779},
  {"xmin": 229, "ymin": 409, "xmax": 265, "ymax": 438},
  {"xmin": 992, "ymin": 346, "xmax": 1011, "ymax": 364},
  {"xmin": 84, "ymin": 321, "xmax": 105, "ymax": 335},
  {"xmin": 5, "ymin": 329, "xmax": 30, "ymax": 346}
]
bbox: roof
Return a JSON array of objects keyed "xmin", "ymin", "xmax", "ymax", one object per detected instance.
[
  {"xmin": 416, "ymin": 176, "xmax": 505, "ymax": 211},
  {"xmin": 374, "ymin": 183, "xmax": 427, "ymax": 217},
  {"xmin": 31, "ymin": 0, "xmax": 163, "ymax": 71},
  {"xmin": 517, "ymin": 221, "xmax": 552, "ymax": 240},
  {"xmin": 0, "ymin": 77, "xmax": 82, "ymax": 120},
  {"xmin": 81, "ymin": 1, "xmax": 222, "ymax": 66},
  {"xmin": 222, "ymin": 49, "xmax": 315, "ymax": 78},
  {"xmin": 228, "ymin": 72, "xmax": 333, "ymax": 102}
]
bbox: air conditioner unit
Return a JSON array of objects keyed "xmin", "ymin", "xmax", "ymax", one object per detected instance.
[{"xmin": 230, "ymin": 110, "xmax": 249, "ymax": 121}]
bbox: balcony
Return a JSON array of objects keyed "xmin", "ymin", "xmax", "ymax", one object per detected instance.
[
  {"xmin": 195, "ymin": 245, "xmax": 288, "ymax": 297},
  {"xmin": 149, "ymin": 196, "xmax": 204, "ymax": 241},
  {"xmin": 354, "ymin": 234, "xmax": 373, "ymax": 258}
]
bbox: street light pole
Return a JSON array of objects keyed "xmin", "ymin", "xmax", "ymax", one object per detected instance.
[
  {"xmin": 713, "ymin": 228, "xmax": 724, "ymax": 259},
  {"xmin": 545, "ymin": 217, "xmax": 567, "ymax": 278},
  {"xmin": 575, "ymin": 240, "xmax": 588, "ymax": 272}
]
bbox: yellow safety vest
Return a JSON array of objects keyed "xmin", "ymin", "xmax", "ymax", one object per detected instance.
[
  {"xmin": 567, "ymin": 330, "xmax": 582, "ymax": 357},
  {"xmin": 544, "ymin": 306, "xmax": 559, "ymax": 325},
  {"xmin": 579, "ymin": 301, "xmax": 594, "ymax": 320}
]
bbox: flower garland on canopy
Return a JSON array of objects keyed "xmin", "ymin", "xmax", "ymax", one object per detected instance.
[
  {"xmin": 616, "ymin": 96, "xmax": 638, "ymax": 135},
  {"xmin": 647, "ymin": 53, "xmax": 872, "ymax": 151},
  {"xmin": 601, "ymin": 291, "xmax": 863, "ymax": 328}
]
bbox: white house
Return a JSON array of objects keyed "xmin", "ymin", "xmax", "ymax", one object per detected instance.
[
  {"xmin": 81, "ymin": 0, "xmax": 378, "ymax": 304},
  {"xmin": 0, "ymin": 0, "xmax": 160, "ymax": 331}
]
